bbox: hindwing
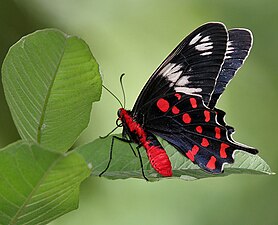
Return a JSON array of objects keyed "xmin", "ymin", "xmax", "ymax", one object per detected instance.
[
  {"xmin": 209, "ymin": 28, "xmax": 253, "ymax": 108},
  {"xmin": 143, "ymin": 93, "xmax": 258, "ymax": 173}
]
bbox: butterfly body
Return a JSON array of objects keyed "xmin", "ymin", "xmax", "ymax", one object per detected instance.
[
  {"xmin": 118, "ymin": 108, "xmax": 172, "ymax": 176},
  {"xmin": 110, "ymin": 22, "xmax": 258, "ymax": 178}
]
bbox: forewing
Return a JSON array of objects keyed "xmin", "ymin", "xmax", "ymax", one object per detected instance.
[
  {"xmin": 132, "ymin": 22, "xmax": 228, "ymax": 117},
  {"xmin": 208, "ymin": 29, "xmax": 253, "ymax": 108},
  {"xmin": 143, "ymin": 93, "xmax": 258, "ymax": 173}
]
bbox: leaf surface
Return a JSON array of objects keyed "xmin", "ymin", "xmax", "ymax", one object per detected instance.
[
  {"xmin": 78, "ymin": 135, "xmax": 273, "ymax": 181},
  {"xmin": 0, "ymin": 141, "xmax": 91, "ymax": 225},
  {"xmin": 2, "ymin": 29, "xmax": 102, "ymax": 151}
]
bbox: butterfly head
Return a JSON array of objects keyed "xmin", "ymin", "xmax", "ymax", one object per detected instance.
[{"xmin": 117, "ymin": 108, "xmax": 124, "ymax": 118}]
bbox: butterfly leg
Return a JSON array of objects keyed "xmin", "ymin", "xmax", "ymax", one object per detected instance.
[
  {"xmin": 99, "ymin": 135, "xmax": 133, "ymax": 177},
  {"xmin": 99, "ymin": 135, "xmax": 141, "ymax": 177},
  {"xmin": 136, "ymin": 145, "xmax": 149, "ymax": 181}
]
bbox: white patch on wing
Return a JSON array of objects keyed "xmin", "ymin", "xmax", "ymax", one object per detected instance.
[
  {"xmin": 159, "ymin": 63, "xmax": 175, "ymax": 76},
  {"xmin": 200, "ymin": 36, "xmax": 210, "ymax": 42},
  {"xmin": 176, "ymin": 76, "xmax": 190, "ymax": 86},
  {"xmin": 227, "ymin": 41, "xmax": 233, "ymax": 47},
  {"xmin": 174, "ymin": 87, "xmax": 202, "ymax": 95},
  {"xmin": 200, "ymin": 51, "xmax": 212, "ymax": 56},
  {"xmin": 159, "ymin": 63, "xmax": 183, "ymax": 83},
  {"xmin": 226, "ymin": 46, "xmax": 234, "ymax": 55},
  {"xmin": 189, "ymin": 33, "xmax": 202, "ymax": 45},
  {"xmin": 168, "ymin": 70, "xmax": 182, "ymax": 83},
  {"xmin": 225, "ymin": 41, "xmax": 235, "ymax": 55},
  {"xmin": 195, "ymin": 42, "xmax": 213, "ymax": 51}
]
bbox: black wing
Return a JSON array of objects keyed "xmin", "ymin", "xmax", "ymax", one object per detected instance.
[
  {"xmin": 143, "ymin": 93, "xmax": 258, "ymax": 173},
  {"xmin": 130, "ymin": 23, "xmax": 257, "ymax": 173},
  {"xmin": 132, "ymin": 22, "xmax": 228, "ymax": 119},
  {"xmin": 208, "ymin": 29, "xmax": 253, "ymax": 108},
  {"xmin": 208, "ymin": 29, "xmax": 253, "ymax": 139}
]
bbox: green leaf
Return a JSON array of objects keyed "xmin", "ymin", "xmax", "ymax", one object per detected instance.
[
  {"xmin": 78, "ymin": 135, "xmax": 273, "ymax": 181},
  {"xmin": 0, "ymin": 141, "xmax": 91, "ymax": 225},
  {"xmin": 1, "ymin": 29, "xmax": 102, "ymax": 152}
]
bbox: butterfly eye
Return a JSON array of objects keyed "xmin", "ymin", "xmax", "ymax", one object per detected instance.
[{"xmin": 117, "ymin": 109, "xmax": 122, "ymax": 118}]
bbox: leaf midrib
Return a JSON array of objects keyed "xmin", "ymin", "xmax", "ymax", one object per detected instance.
[
  {"xmin": 9, "ymin": 152, "xmax": 63, "ymax": 225},
  {"xmin": 37, "ymin": 37, "xmax": 68, "ymax": 143}
]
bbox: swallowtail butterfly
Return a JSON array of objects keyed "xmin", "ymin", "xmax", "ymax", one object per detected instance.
[{"xmin": 103, "ymin": 22, "xmax": 258, "ymax": 178}]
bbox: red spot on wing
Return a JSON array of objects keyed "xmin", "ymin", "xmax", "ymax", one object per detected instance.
[
  {"xmin": 175, "ymin": 93, "xmax": 182, "ymax": 100},
  {"xmin": 206, "ymin": 156, "xmax": 216, "ymax": 170},
  {"xmin": 182, "ymin": 113, "xmax": 191, "ymax": 123},
  {"xmin": 215, "ymin": 127, "xmax": 221, "ymax": 139},
  {"xmin": 220, "ymin": 143, "xmax": 229, "ymax": 158},
  {"xmin": 172, "ymin": 106, "xmax": 180, "ymax": 114},
  {"xmin": 192, "ymin": 145, "xmax": 199, "ymax": 154},
  {"xmin": 186, "ymin": 151, "xmax": 194, "ymax": 161},
  {"xmin": 204, "ymin": 110, "xmax": 210, "ymax": 122},
  {"xmin": 190, "ymin": 97, "xmax": 197, "ymax": 108},
  {"xmin": 186, "ymin": 145, "xmax": 199, "ymax": 162},
  {"xmin": 157, "ymin": 98, "xmax": 169, "ymax": 112},
  {"xmin": 201, "ymin": 138, "xmax": 209, "ymax": 147},
  {"xmin": 196, "ymin": 126, "xmax": 203, "ymax": 133}
]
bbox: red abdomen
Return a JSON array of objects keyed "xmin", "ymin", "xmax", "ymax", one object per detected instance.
[{"xmin": 144, "ymin": 142, "xmax": 172, "ymax": 177}]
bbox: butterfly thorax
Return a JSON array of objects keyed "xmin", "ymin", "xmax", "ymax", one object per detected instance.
[
  {"xmin": 118, "ymin": 108, "xmax": 146, "ymax": 144},
  {"xmin": 118, "ymin": 108, "xmax": 172, "ymax": 176}
]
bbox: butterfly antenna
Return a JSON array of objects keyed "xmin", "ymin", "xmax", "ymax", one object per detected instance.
[
  {"xmin": 119, "ymin": 73, "xmax": 126, "ymax": 108},
  {"xmin": 102, "ymin": 84, "xmax": 123, "ymax": 108}
]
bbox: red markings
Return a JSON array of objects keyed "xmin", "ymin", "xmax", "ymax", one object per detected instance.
[
  {"xmin": 172, "ymin": 106, "xmax": 180, "ymax": 114},
  {"xmin": 182, "ymin": 113, "xmax": 191, "ymax": 123},
  {"xmin": 196, "ymin": 126, "xmax": 203, "ymax": 133},
  {"xmin": 220, "ymin": 143, "xmax": 229, "ymax": 158},
  {"xmin": 175, "ymin": 93, "xmax": 182, "ymax": 100},
  {"xmin": 201, "ymin": 138, "xmax": 209, "ymax": 147},
  {"xmin": 204, "ymin": 110, "xmax": 210, "ymax": 122},
  {"xmin": 215, "ymin": 127, "xmax": 221, "ymax": 139},
  {"xmin": 157, "ymin": 98, "xmax": 169, "ymax": 112},
  {"xmin": 186, "ymin": 151, "xmax": 194, "ymax": 161},
  {"xmin": 206, "ymin": 156, "xmax": 216, "ymax": 170},
  {"xmin": 119, "ymin": 107, "xmax": 173, "ymax": 177},
  {"xmin": 186, "ymin": 145, "xmax": 199, "ymax": 162},
  {"xmin": 145, "ymin": 144, "xmax": 172, "ymax": 177},
  {"xmin": 190, "ymin": 97, "xmax": 197, "ymax": 108},
  {"xmin": 192, "ymin": 145, "xmax": 199, "ymax": 154},
  {"xmin": 120, "ymin": 108, "xmax": 147, "ymax": 143}
]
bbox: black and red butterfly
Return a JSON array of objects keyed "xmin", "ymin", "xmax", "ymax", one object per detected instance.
[{"xmin": 102, "ymin": 22, "xmax": 258, "ymax": 179}]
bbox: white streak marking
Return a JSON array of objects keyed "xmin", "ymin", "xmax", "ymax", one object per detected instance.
[
  {"xmin": 226, "ymin": 50, "xmax": 234, "ymax": 55},
  {"xmin": 189, "ymin": 33, "xmax": 202, "ymax": 45},
  {"xmin": 159, "ymin": 63, "xmax": 183, "ymax": 83},
  {"xmin": 159, "ymin": 63, "xmax": 176, "ymax": 76},
  {"xmin": 200, "ymin": 36, "xmax": 210, "ymax": 42},
  {"xmin": 227, "ymin": 41, "xmax": 233, "ymax": 47},
  {"xmin": 168, "ymin": 71, "xmax": 182, "ymax": 83},
  {"xmin": 195, "ymin": 42, "xmax": 213, "ymax": 51},
  {"xmin": 175, "ymin": 87, "xmax": 202, "ymax": 95},
  {"xmin": 176, "ymin": 76, "xmax": 189, "ymax": 86},
  {"xmin": 200, "ymin": 51, "xmax": 212, "ymax": 56}
]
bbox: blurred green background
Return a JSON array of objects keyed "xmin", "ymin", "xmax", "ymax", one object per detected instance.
[{"xmin": 0, "ymin": 0, "xmax": 277, "ymax": 224}]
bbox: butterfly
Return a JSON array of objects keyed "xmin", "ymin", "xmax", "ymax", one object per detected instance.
[{"xmin": 102, "ymin": 22, "xmax": 258, "ymax": 179}]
